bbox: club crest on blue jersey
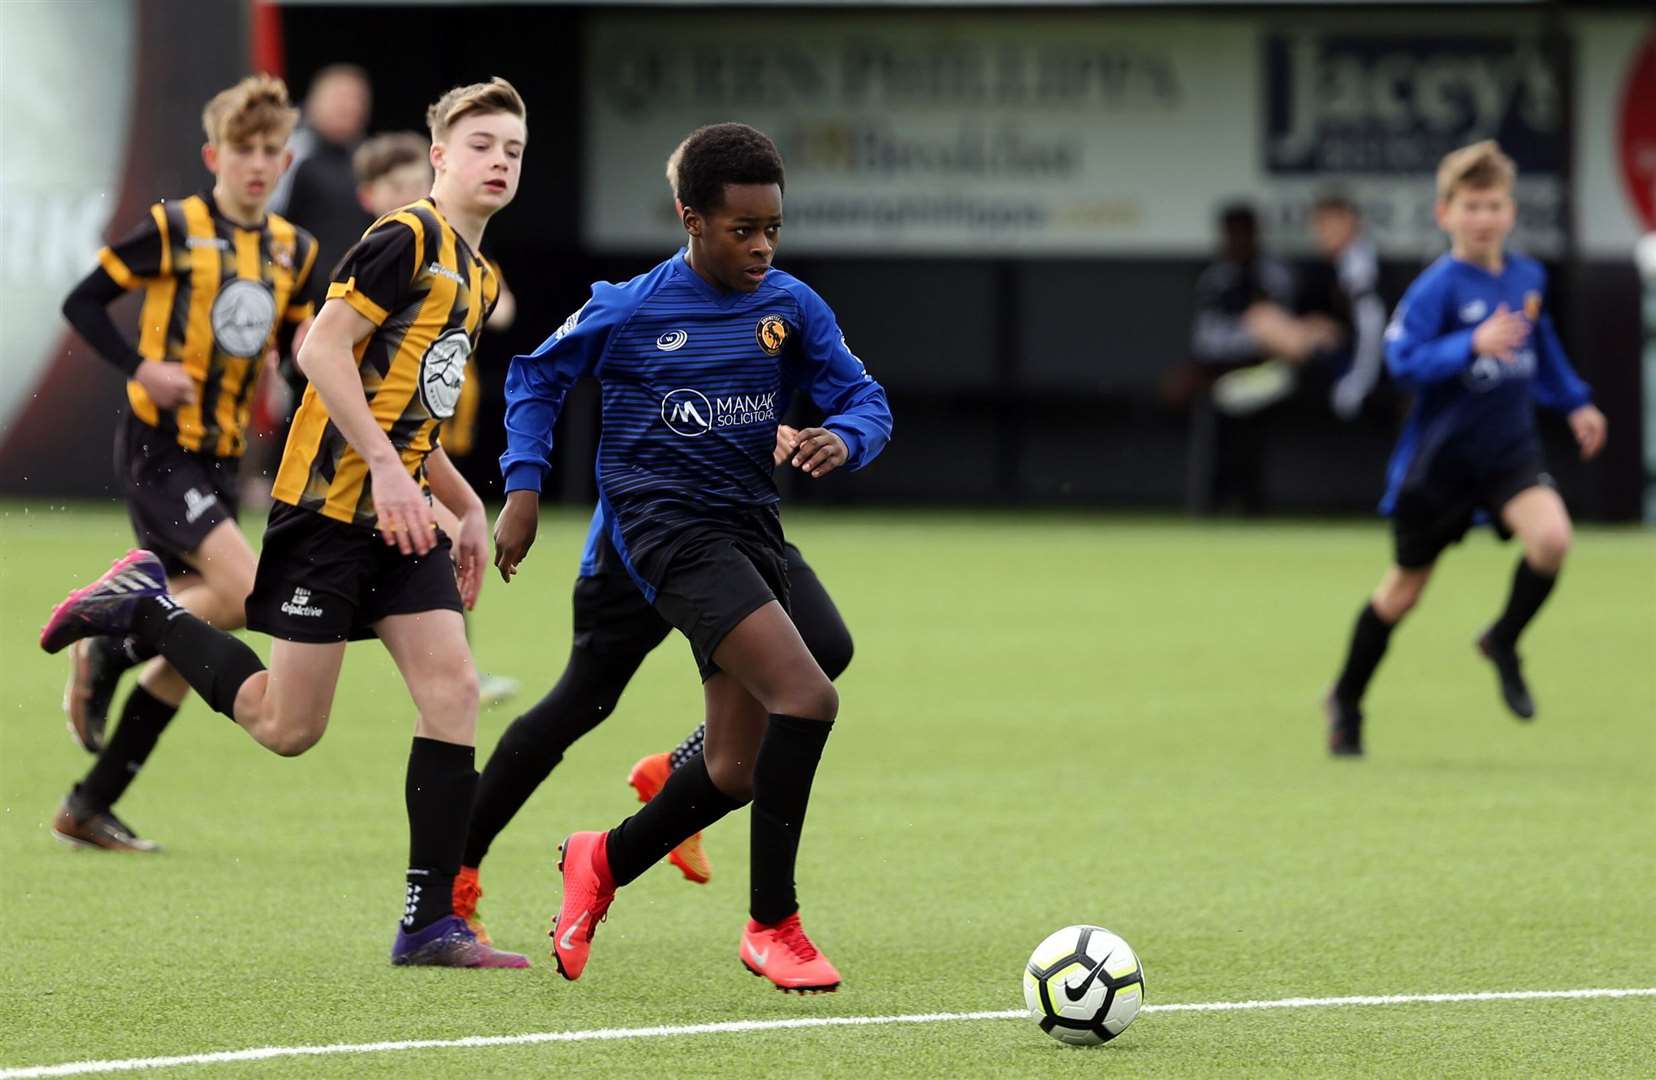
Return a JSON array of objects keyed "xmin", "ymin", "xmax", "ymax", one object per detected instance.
[
  {"xmin": 756, "ymin": 314, "xmax": 789, "ymax": 356},
  {"xmin": 1524, "ymin": 291, "xmax": 1541, "ymax": 321}
]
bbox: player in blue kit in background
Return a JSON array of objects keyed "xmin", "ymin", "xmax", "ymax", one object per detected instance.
[
  {"xmin": 1324, "ymin": 141, "xmax": 1608, "ymax": 756},
  {"xmin": 493, "ymin": 123, "xmax": 891, "ymax": 992}
]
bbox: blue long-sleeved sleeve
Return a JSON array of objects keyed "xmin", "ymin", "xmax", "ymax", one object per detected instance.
[
  {"xmin": 790, "ymin": 286, "xmax": 892, "ymax": 470},
  {"xmin": 1530, "ymin": 314, "xmax": 1591, "ymax": 414},
  {"xmin": 500, "ymin": 287, "xmax": 627, "ymax": 494},
  {"xmin": 1384, "ymin": 274, "xmax": 1475, "ymax": 388}
]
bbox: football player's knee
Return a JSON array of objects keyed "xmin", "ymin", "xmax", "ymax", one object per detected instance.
[
  {"xmin": 807, "ymin": 627, "xmax": 854, "ymax": 682},
  {"xmin": 426, "ymin": 665, "xmax": 481, "ymax": 722},
  {"xmin": 786, "ymin": 678, "xmax": 837, "ymax": 723},
  {"xmin": 269, "ymin": 724, "xmax": 325, "ymax": 757},
  {"xmin": 705, "ymin": 751, "xmax": 755, "ymax": 802},
  {"xmin": 1529, "ymin": 524, "xmax": 1572, "ymax": 571},
  {"xmin": 213, "ymin": 585, "xmax": 252, "ymax": 630},
  {"xmin": 1375, "ymin": 581, "xmax": 1422, "ymax": 622}
]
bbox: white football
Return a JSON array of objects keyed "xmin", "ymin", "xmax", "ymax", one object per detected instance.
[{"xmin": 1022, "ymin": 925, "xmax": 1145, "ymax": 1046}]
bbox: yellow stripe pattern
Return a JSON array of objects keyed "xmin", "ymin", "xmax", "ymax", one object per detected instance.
[
  {"xmin": 115, "ymin": 193, "xmax": 316, "ymax": 458},
  {"xmin": 270, "ymin": 199, "xmax": 497, "ymax": 527}
]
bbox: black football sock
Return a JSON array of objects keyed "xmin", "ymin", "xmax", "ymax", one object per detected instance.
[
  {"xmin": 77, "ymin": 685, "xmax": 179, "ymax": 811},
  {"xmin": 95, "ymin": 634, "xmax": 157, "ymax": 676},
  {"xmin": 605, "ymin": 753, "xmax": 745, "ymax": 887},
  {"xmin": 1333, "ymin": 603, "xmax": 1395, "ymax": 708},
  {"xmin": 749, "ymin": 714, "xmax": 833, "ymax": 926},
  {"xmin": 668, "ymin": 724, "xmax": 706, "ymax": 771},
  {"xmin": 463, "ymin": 647, "xmax": 643, "ymax": 868},
  {"xmin": 404, "ymin": 737, "xmax": 477, "ymax": 932},
  {"xmin": 1487, "ymin": 559, "xmax": 1558, "ymax": 651},
  {"xmin": 129, "ymin": 597, "xmax": 264, "ymax": 718},
  {"xmin": 117, "ymin": 634, "xmax": 160, "ymax": 667}
]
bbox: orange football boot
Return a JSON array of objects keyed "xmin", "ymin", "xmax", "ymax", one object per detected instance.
[
  {"xmin": 452, "ymin": 866, "xmax": 491, "ymax": 945},
  {"xmin": 549, "ymin": 831, "xmax": 615, "ymax": 981},
  {"xmin": 627, "ymin": 752, "xmax": 712, "ymax": 884},
  {"xmin": 740, "ymin": 912, "xmax": 841, "ymax": 993}
]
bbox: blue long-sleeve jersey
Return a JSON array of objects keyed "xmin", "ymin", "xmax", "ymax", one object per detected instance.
[
  {"xmin": 503, "ymin": 252, "xmax": 892, "ymax": 594},
  {"xmin": 1379, "ymin": 252, "xmax": 1591, "ymax": 515}
]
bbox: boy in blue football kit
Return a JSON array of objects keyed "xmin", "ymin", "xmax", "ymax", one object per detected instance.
[
  {"xmin": 493, "ymin": 123, "xmax": 891, "ymax": 991},
  {"xmin": 452, "ymin": 142, "xmax": 857, "ymax": 936},
  {"xmin": 1325, "ymin": 142, "xmax": 1608, "ymax": 756}
]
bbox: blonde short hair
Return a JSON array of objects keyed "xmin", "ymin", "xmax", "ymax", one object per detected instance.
[
  {"xmin": 202, "ymin": 74, "xmax": 299, "ymax": 146},
  {"xmin": 425, "ymin": 76, "xmax": 526, "ymax": 143},
  {"xmin": 353, "ymin": 131, "xmax": 431, "ymax": 185},
  {"xmin": 1436, "ymin": 140, "xmax": 1516, "ymax": 203}
]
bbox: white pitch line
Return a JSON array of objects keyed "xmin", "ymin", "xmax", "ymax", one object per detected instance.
[{"xmin": 3, "ymin": 987, "xmax": 1652, "ymax": 1079}]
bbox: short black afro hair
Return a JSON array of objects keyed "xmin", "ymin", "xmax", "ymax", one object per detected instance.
[{"xmin": 674, "ymin": 123, "xmax": 785, "ymax": 215}]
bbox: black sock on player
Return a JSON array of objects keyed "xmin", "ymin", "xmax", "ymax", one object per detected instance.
[
  {"xmin": 1333, "ymin": 602, "xmax": 1395, "ymax": 709},
  {"xmin": 129, "ymin": 597, "xmax": 264, "ymax": 718},
  {"xmin": 749, "ymin": 714, "xmax": 833, "ymax": 926},
  {"xmin": 463, "ymin": 647, "xmax": 644, "ymax": 869},
  {"xmin": 91, "ymin": 634, "xmax": 159, "ymax": 678},
  {"xmin": 604, "ymin": 752, "xmax": 745, "ymax": 887},
  {"xmin": 1486, "ymin": 559, "xmax": 1557, "ymax": 651},
  {"xmin": 404, "ymin": 737, "xmax": 477, "ymax": 932},
  {"xmin": 77, "ymin": 685, "xmax": 178, "ymax": 811}
]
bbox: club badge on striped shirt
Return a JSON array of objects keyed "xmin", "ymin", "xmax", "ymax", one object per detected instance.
[{"xmin": 756, "ymin": 313, "xmax": 789, "ymax": 356}]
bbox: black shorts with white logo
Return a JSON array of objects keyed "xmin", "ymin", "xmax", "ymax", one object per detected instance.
[
  {"xmin": 245, "ymin": 502, "xmax": 464, "ymax": 643},
  {"xmin": 1391, "ymin": 445, "xmax": 1552, "ymax": 569},
  {"xmin": 624, "ymin": 508, "xmax": 790, "ymax": 681},
  {"xmin": 118, "ymin": 412, "xmax": 241, "ymax": 578}
]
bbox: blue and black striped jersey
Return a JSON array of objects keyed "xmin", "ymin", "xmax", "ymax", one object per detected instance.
[
  {"xmin": 502, "ymin": 252, "xmax": 892, "ymax": 594},
  {"xmin": 1380, "ymin": 251, "xmax": 1591, "ymax": 515}
]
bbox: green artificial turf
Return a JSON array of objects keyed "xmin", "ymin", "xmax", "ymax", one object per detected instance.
[{"xmin": 1, "ymin": 503, "xmax": 1651, "ymax": 1078}]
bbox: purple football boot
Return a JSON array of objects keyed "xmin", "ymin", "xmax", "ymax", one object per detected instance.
[
  {"xmin": 41, "ymin": 550, "xmax": 168, "ymax": 655},
  {"xmin": 391, "ymin": 915, "xmax": 530, "ymax": 968}
]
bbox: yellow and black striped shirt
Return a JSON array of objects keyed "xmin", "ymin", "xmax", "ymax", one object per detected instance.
[
  {"xmin": 98, "ymin": 192, "xmax": 318, "ymax": 458},
  {"xmin": 271, "ymin": 199, "xmax": 498, "ymax": 526}
]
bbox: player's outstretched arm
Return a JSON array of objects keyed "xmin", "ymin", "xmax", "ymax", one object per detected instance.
[{"xmin": 298, "ymin": 298, "xmax": 435, "ymax": 555}]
